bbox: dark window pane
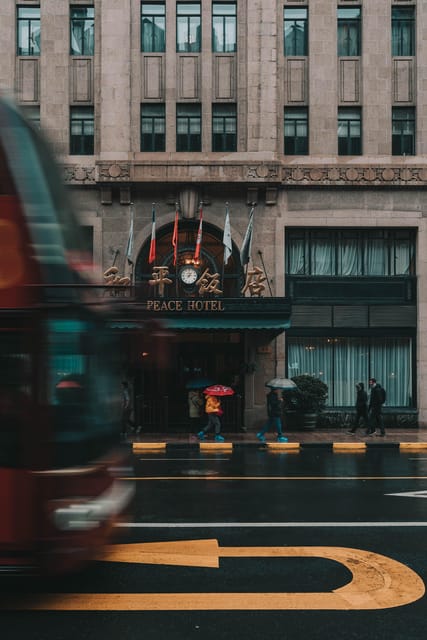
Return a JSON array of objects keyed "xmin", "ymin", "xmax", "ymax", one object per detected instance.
[
  {"xmin": 284, "ymin": 109, "xmax": 308, "ymax": 155},
  {"xmin": 177, "ymin": 3, "xmax": 201, "ymax": 51},
  {"xmin": 17, "ymin": 6, "xmax": 40, "ymax": 55},
  {"xmin": 176, "ymin": 104, "xmax": 201, "ymax": 151},
  {"xmin": 392, "ymin": 7, "xmax": 415, "ymax": 56},
  {"xmin": 212, "ymin": 104, "xmax": 237, "ymax": 151},
  {"xmin": 284, "ymin": 8, "xmax": 308, "ymax": 56},
  {"xmin": 70, "ymin": 107, "xmax": 94, "ymax": 155},
  {"xmin": 70, "ymin": 6, "xmax": 94, "ymax": 55},
  {"xmin": 141, "ymin": 3, "xmax": 166, "ymax": 52},
  {"xmin": 141, "ymin": 104, "xmax": 165, "ymax": 151},
  {"xmin": 212, "ymin": 3, "xmax": 236, "ymax": 52},
  {"xmin": 337, "ymin": 7, "xmax": 361, "ymax": 56}
]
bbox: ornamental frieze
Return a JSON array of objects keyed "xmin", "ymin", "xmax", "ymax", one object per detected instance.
[
  {"xmin": 282, "ymin": 166, "xmax": 427, "ymax": 186},
  {"xmin": 63, "ymin": 165, "xmax": 96, "ymax": 184},
  {"xmin": 97, "ymin": 163, "xmax": 131, "ymax": 181}
]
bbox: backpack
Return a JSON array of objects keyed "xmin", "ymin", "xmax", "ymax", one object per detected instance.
[{"xmin": 379, "ymin": 386, "xmax": 386, "ymax": 404}]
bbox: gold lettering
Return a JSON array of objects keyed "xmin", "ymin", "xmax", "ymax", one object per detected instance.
[
  {"xmin": 147, "ymin": 301, "xmax": 154, "ymax": 310},
  {"xmin": 153, "ymin": 301, "xmax": 161, "ymax": 311}
]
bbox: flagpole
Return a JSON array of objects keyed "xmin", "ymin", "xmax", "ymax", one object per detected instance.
[
  {"xmin": 221, "ymin": 202, "xmax": 230, "ymax": 289},
  {"xmin": 174, "ymin": 203, "xmax": 179, "ymax": 296},
  {"xmin": 126, "ymin": 202, "xmax": 134, "ymax": 286}
]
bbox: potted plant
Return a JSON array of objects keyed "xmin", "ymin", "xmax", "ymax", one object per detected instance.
[{"xmin": 290, "ymin": 375, "xmax": 328, "ymax": 430}]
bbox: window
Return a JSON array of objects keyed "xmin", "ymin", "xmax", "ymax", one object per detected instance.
[
  {"xmin": 176, "ymin": 3, "xmax": 201, "ymax": 52},
  {"xmin": 70, "ymin": 6, "xmax": 94, "ymax": 55},
  {"xmin": 338, "ymin": 108, "xmax": 361, "ymax": 155},
  {"xmin": 70, "ymin": 107, "xmax": 94, "ymax": 155},
  {"xmin": 284, "ymin": 7, "xmax": 308, "ymax": 56},
  {"xmin": 337, "ymin": 7, "xmax": 361, "ymax": 56},
  {"xmin": 176, "ymin": 104, "xmax": 201, "ymax": 151},
  {"xmin": 212, "ymin": 104, "xmax": 236, "ymax": 151},
  {"xmin": 286, "ymin": 229, "xmax": 416, "ymax": 277},
  {"xmin": 392, "ymin": 107, "xmax": 415, "ymax": 156},
  {"xmin": 284, "ymin": 108, "xmax": 308, "ymax": 155},
  {"xmin": 287, "ymin": 337, "xmax": 413, "ymax": 407},
  {"xmin": 21, "ymin": 106, "xmax": 40, "ymax": 129},
  {"xmin": 212, "ymin": 3, "xmax": 236, "ymax": 52},
  {"xmin": 141, "ymin": 2, "xmax": 165, "ymax": 52},
  {"xmin": 17, "ymin": 6, "xmax": 40, "ymax": 55},
  {"xmin": 392, "ymin": 6, "xmax": 415, "ymax": 56},
  {"xmin": 141, "ymin": 104, "xmax": 165, "ymax": 151}
]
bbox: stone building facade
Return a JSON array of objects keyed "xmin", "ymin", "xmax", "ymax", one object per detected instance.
[{"xmin": 0, "ymin": 0, "xmax": 425, "ymax": 430}]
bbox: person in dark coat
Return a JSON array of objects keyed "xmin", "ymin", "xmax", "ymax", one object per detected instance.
[
  {"xmin": 366, "ymin": 377, "xmax": 386, "ymax": 436},
  {"xmin": 257, "ymin": 388, "xmax": 288, "ymax": 443},
  {"xmin": 348, "ymin": 382, "xmax": 368, "ymax": 434}
]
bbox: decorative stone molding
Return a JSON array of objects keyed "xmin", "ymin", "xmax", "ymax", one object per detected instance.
[
  {"xmin": 63, "ymin": 165, "xmax": 96, "ymax": 184},
  {"xmin": 97, "ymin": 163, "xmax": 131, "ymax": 182},
  {"xmin": 282, "ymin": 166, "xmax": 427, "ymax": 186}
]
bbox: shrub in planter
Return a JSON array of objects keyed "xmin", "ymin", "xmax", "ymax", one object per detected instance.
[{"xmin": 290, "ymin": 375, "xmax": 328, "ymax": 428}]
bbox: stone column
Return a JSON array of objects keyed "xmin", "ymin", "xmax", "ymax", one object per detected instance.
[{"xmin": 0, "ymin": 1, "xmax": 16, "ymax": 93}]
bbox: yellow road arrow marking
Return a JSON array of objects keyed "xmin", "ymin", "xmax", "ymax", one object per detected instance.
[
  {"xmin": 1, "ymin": 542, "xmax": 424, "ymax": 611},
  {"xmin": 102, "ymin": 538, "xmax": 219, "ymax": 568}
]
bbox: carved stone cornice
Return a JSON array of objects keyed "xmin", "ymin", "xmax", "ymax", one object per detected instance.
[
  {"xmin": 282, "ymin": 165, "xmax": 427, "ymax": 186},
  {"xmin": 62, "ymin": 161, "xmax": 427, "ymax": 187}
]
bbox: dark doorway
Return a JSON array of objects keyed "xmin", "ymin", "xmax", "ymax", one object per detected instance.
[{"xmin": 134, "ymin": 331, "xmax": 244, "ymax": 432}]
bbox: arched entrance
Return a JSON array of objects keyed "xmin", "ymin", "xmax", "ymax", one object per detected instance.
[{"xmin": 132, "ymin": 219, "xmax": 245, "ymax": 432}]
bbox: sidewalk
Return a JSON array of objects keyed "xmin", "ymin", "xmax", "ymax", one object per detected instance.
[{"xmin": 128, "ymin": 427, "xmax": 427, "ymax": 450}]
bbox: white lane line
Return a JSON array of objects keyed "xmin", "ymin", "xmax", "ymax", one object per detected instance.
[
  {"xmin": 115, "ymin": 521, "xmax": 427, "ymax": 528},
  {"xmin": 138, "ymin": 458, "xmax": 230, "ymax": 461}
]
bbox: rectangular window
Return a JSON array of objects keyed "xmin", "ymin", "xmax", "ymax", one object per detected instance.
[
  {"xmin": 141, "ymin": 104, "xmax": 165, "ymax": 151},
  {"xmin": 338, "ymin": 108, "xmax": 361, "ymax": 155},
  {"xmin": 284, "ymin": 108, "xmax": 308, "ymax": 155},
  {"xmin": 17, "ymin": 6, "xmax": 40, "ymax": 55},
  {"xmin": 141, "ymin": 2, "xmax": 165, "ymax": 52},
  {"xmin": 212, "ymin": 104, "xmax": 236, "ymax": 151},
  {"xmin": 70, "ymin": 6, "xmax": 94, "ymax": 55},
  {"xmin": 284, "ymin": 7, "xmax": 308, "ymax": 56},
  {"xmin": 286, "ymin": 229, "xmax": 416, "ymax": 277},
  {"xmin": 337, "ymin": 7, "xmax": 361, "ymax": 56},
  {"xmin": 177, "ymin": 3, "xmax": 201, "ymax": 52},
  {"xmin": 287, "ymin": 336, "xmax": 413, "ymax": 407},
  {"xmin": 392, "ymin": 7, "xmax": 415, "ymax": 56},
  {"xmin": 176, "ymin": 104, "xmax": 201, "ymax": 151},
  {"xmin": 70, "ymin": 107, "xmax": 94, "ymax": 155},
  {"xmin": 212, "ymin": 3, "xmax": 236, "ymax": 53},
  {"xmin": 392, "ymin": 107, "xmax": 415, "ymax": 156}
]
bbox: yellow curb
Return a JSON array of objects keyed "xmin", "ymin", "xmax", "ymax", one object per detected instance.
[
  {"xmin": 132, "ymin": 443, "xmax": 167, "ymax": 452},
  {"xmin": 399, "ymin": 442, "xmax": 427, "ymax": 450},
  {"xmin": 199, "ymin": 442, "xmax": 233, "ymax": 451},
  {"xmin": 333, "ymin": 442, "xmax": 367, "ymax": 450},
  {"xmin": 267, "ymin": 442, "xmax": 300, "ymax": 451}
]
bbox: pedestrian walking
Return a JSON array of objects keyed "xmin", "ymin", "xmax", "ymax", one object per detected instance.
[
  {"xmin": 366, "ymin": 377, "xmax": 386, "ymax": 436},
  {"xmin": 257, "ymin": 388, "xmax": 288, "ymax": 443},
  {"xmin": 197, "ymin": 395, "xmax": 225, "ymax": 442},
  {"xmin": 348, "ymin": 382, "xmax": 368, "ymax": 434},
  {"xmin": 121, "ymin": 381, "xmax": 135, "ymax": 438}
]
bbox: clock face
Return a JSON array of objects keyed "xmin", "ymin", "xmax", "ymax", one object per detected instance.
[{"xmin": 180, "ymin": 266, "xmax": 198, "ymax": 285}]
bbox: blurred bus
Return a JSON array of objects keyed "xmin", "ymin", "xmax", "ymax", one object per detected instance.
[{"xmin": 0, "ymin": 95, "xmax": 133, "ymax": 576}]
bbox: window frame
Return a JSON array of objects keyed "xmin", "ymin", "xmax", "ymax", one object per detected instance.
[
  {"xmin": 212, "ymin": 2, "xmax": 237, "ymax": 53},
  {"xmin": 70, "ymin": 107, "xmax": 94, "ymax": 155},
  {"xmin": 338, "ymin": 108, "xmax": 362, "ymax": 156},
  {"xmin": 176, "ymin": 103, "xmax": 201, "ymax": 152},
  {"xmin": 392, "ymin": 6, "xmax": 415, "ymax": 56},
  {"xmin": 284, "ymin": 107, "xmax": 309, "ymax": 155},
  {"xmin": 141, "ymin": 103, "xmax": 166, "ymax": 151},
  {"xmin": 70, "ymin": 5, "xmax": 95, "ymax": 56},
  {"xmin": 392, "ymin": 107, "xmax": 416, "ymax": 156},
  {"xmin": 176, "ymin": 2, "xmax": 201, "ymax": 52},
  {"xmin": 141, "ymin": 2, "xmax": 166, "ymax": 53},
  {"xmin": 17, "ymin": 5, "xmax": 41, "ymax": 56},
  {"xmin": 337, "ymin": 6, "xmax": 361, "ymax": 56},
  {"xmin": 212, "ymin": 103, "xmax": 237, "ymax": 152},
  {"xmin": 284, "ymin": 7, "xmax": 308, "ymax": 56}
]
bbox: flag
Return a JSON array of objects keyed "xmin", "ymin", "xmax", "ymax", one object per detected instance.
[
  {"xmin": 240, "ymin": 206, "xmax": 254, "ymax": 266},
  {"xmin": 172, "ymin": 208, "xmax": 179, "ymax": 267},
  {"xmin": 223, "ymin": 206, "xmax": 232, "ymax": 265},
  {"xmin": 148, "ymin": 204, "xmax": 156, "ymax": 264},
  {"xmin": 125, "ymin": 206, "xmax": 134, "ymax": 264},
  {"xmin": 194, "ymin": 204, "xmax": 203, "ymax": 262}
]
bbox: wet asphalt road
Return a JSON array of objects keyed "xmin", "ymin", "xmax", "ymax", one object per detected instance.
[{"xmin": 2, "ymin": 446, "xmax": 427, "ymax": 640}]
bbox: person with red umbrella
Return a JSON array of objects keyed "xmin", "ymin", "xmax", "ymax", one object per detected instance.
[{"xmin": 197, "ymin": 385, "xmax": 234, "ymax": 442}]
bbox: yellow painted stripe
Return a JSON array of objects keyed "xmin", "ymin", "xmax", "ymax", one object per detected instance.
[
  {"xmin": 333, "ymin": 442, "xmax": 367, "ymax": 451},
  {"xmin": 400, "ymin": 442, "xmax": 427, "ymax": 450},
  {"xmin": 267, "ymin": 442, "xmax": 300, "ymax": 451},
  {"xmin": 132, "ymin": 443, "xmax": 166, "ymax": 452},
  {"xmin": 199, "ymin": 443, "xmax": 233, "ymax": 451}
]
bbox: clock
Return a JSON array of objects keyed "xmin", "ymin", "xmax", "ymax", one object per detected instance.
[{"xmin": 179, "ymin": 266, "xmax": 198, "ymax": 285}]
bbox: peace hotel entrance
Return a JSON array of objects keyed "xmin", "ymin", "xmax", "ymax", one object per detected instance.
[{"xmin": 112, "ymin": 219, "xmax": 291, "ymax": 433}]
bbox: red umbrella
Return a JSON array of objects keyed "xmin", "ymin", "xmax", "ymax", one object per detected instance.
[{"xmin": 203, "ymin": 385, "xmax": 235, "ymax": 396}]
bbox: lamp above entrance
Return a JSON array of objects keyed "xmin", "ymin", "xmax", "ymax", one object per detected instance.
[{"xmin": 179, "ymin": 187, "xmax": 199, "ymax": 219}]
